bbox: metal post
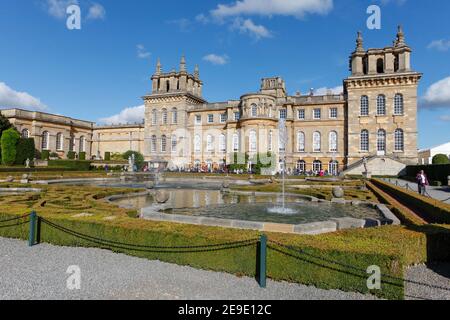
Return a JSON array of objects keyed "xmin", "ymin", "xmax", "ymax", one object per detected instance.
[
  {"xmin": 28, "ymin": 211, "xmax": 36, "ymax": 247},
  {"xmin": 259, "ymin": 234, "xmax": 267, "ymax": 288}
]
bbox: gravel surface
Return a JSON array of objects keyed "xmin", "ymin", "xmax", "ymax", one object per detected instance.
[
  {"xmin": 405, "ymin": 263, "xmax": 450, "ymax": 300},
  {"xmin": 0, "ymin": 237, "xmax": 377, "ymax": 300}
]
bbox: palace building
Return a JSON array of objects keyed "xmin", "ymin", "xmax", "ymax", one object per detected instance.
[{"xmin": 1, "ymin": 27, "xmax": 421, "ymax": 175}]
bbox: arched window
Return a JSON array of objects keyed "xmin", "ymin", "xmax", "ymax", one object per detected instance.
[
  {"xmin": 171, "ymin": 135, "xmax": 177, "ymax": 152},
  {"xmin": 151, "ymin": 109, "xmax": 157, "ymax": 126},
  {"xmin": 172, "ymin": 108, "xmax": 178, "ymax": 124},
  {"xmin": 360, "ymin": 130, "xmax": 369, "ymax": 152},
  {"xmin": 41, "ymin": 131, "xmax": 50, "ymax": 150},
  {"xmin": 297, "ymin": 131, "xmax": 305, "ymax": 152},
  {"xmin": 233, "ymin": 133, "xmax": 239, "ymax": 152},
  {"xmin": 161, "ymin": 109, "xmax": 168, "ymax": 125},
  {"xmin": 251, "ymin": 104, "xmax": 258, "ymax": 117},
  {"xmin": 268, "ymin": 130, "xmax": 273, "ymax": 152},
  {"xmin": 329, "ymin": 131, "xmax": 338, "ymax": 152},
  {"xmin": 249, "ymin": 130, "xmax": 257, "ymax": 152},
  {"xmin": 296, "ymin": 160, "xmax": 306, "ymax": 173},
  {"xmin": 194, "ymin": 134, "xmax": 201, "ymax": 152},
  {"xmin": 328, "ymin": 161, "xmax": 339, "ymax": 176},
  {"xmin": 151, "ymin": 135, "xmax": 157, "ymax": 153},
  {"xmin": 313, "ymin": 160, "xmax": 322, "ymax": 173},
  {"xmin": 313, "ymin": 132, "xmax": 321, "ymax": 152},
  {"xmin": 206, "ymin": 135, "xmax": 214, "ymax": 152},
  {"xmin": 360, "ymin": 96, "xmax": 369, "ymax": 116},
  {"xmin": 377, "ymin": 129, "xmax": 386, "ymax": 152},
  {"xmin": 56, "ymin": 133, "xmax": 63, "ymax": 151},
  {"xmin": 377, "ymin": 95, "xmax": 386, "ymax": 116},
  {"xmin": 79, "ymin": 136, "xmax": 86, "ymax": 153},
  {"xmin": 394, "ymin": 94, "xmax": 404, "ymax": 115},
  {"xmin": 377, "ymin": 58, "xmax": 384, "ymax": 74},
  {"xmin": 21, "ymin": 129, "xmax": 29, "ymax": 139},
  {"xmin": 219, "ymin": 134, "xmax": 226, "ymax": 152},
  {"xmin": 395, "ymin": 129, "xmax": 404, "ymax": 152}
]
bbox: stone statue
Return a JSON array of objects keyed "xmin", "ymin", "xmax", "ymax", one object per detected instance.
[
  {"xmin": 362, "ymin": 156, "xmax": 368, "ymax": 173},
  {"xmin": 128, "ymin": 155, "xmax": 135, "ymax": 172},
  {"xmin": 25, "ymin": 158, "xmax": 30, "ymax": 168}
]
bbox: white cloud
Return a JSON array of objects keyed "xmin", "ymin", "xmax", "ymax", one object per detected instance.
[
  {"xmin": 203, "ymin": 54, "xmax": 230, "ymax": 65},
  {"xmin": 439, "ymin": 115, "xmax": 450, "ymax": 122},
  {"xmin": 427, "ymin": 39, "xmax": 450, "ymax": 52},
  {"xmin": 0, "ymin": 82, "xmax": 48, "ymax": 111},
  {"xmin": 211, "ymin": 0, "xmax": 334, "ymax": 19},
  {"xmin": 167, "ymin": 18, "xmax": 192, "ymax": 32},
  {"xmin": 314, "ymin": 86, "xmax": 343, "ymax": 96},
  {"xmin": 87, "ymin": 3, "xmax": 106, "ymax": 20},
  {"xmin": 231, "ymin": 18, "xmax": 272, "ymax": 39},
  {"xmin": 99, "ymin": 105, "xmax": 145, "ymax": 125},
  {"xmin": 45, "ymin": 0, "xmax": 78, "ymax": 19},
  {"xmin": 422, "ymin": 76, "xmax": 450, "ymax": 108},
  {"xmin": 137, "ymin": 44, "xmax": 151, "ymax": 59}
]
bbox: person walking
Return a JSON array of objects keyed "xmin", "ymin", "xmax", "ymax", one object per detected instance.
[{"xmin": 416, "ymin": 170, "xmax": 429, "ymax": 196}]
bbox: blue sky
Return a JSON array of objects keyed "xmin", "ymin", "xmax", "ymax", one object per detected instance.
[{"xmin": 0, "ymin": 0, "xmax": 449, "ymax": 149}]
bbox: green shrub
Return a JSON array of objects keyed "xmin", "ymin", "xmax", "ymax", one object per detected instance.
[
  {"xmin": 79, "ymin": 152, "xmax": 86, "ymax": 161},
  {"xmin": 432, "ymin": 154, "xmax": 450, "ymax": 165},
  {"xmin": 104, "ymin": 152, "xmax": 111, "ymax": 161},
  {"xmin": 48, "ymin": 160, "xmax": 91, "ymax": 171},
  {"xmin": 67, "ymin": 151, "xmax": 76, "ymax": 160},
  {"xmin": 122, "ymin": 150, "xmax": 144, "ymax": 169},
  {"xmin": 1, "ymin": 128, "xmax": 20, "ymax": 165},
  {"xmin": 14, "ymin": 138, "xmax": 35, "ymax": 165},
  {"xmin": 41, "ymin": 150, "xmax": 50, "ymax": 160}
]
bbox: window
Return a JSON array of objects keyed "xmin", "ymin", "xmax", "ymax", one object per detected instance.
[
  {"xmin": 69, "ymin": 135, "xmax": 75, "ymax": 152},
  {"xmin": 313, "ymin": 132, "xmax": 321, "ymax": 152},
  {"xmin": 296, "ymin": 160, "xmax": 306, "ymax": 173},
  {"xmin": 233, "ymin": 133, "xmax": 239, "ymax": 152},
  {"xmin": 79, "ymin": 136, "xmax": 85, "ymax": 153},
  {"xmin": 329, "ymin": 131, "xmax": 338, "ymax": 152},
  {"xmin": 172, "ymin": 108, "xmax": 178, "ymax": 124},
  {"xmin": 219, "ymin": 134, "xmax": 226, "ymax": 152},
  {"xmin": 329, "ymin": 108, "xmax": 338, "ymax": 119},
  {"xmin": 360, "ymin": 130, "xmax": 369, "ymax": 152},
  {"xmin": 249, "ymin": 130, "xmax": 257, "ymax": 152},
  {"xmin": 297, "ymin": 131, "xmax": 305, "ymax": 152},
  {"xmin": 206, "ymin": 135, "xmax": 214, "ymax": 152},
  {"xmin": 298, "ymin": 109, "xmax": 305, "ymax": 120},
  {"xmin": 161, "ymin": 135, "xmax": 167, "ymax": 152},
  {"xmin": 152, "ymin": 109, "xmax": 157, "ymax": 126},
  {"xmin": 360, "ymin": 96, "xmax": 369, "ymax": 116},
  {"xmin": 56, "ymin": 133, "xmax": 63, "ymax": 151},
  {"xmin": 171, "ymin": 135, "xmax": 177, "ymax": 152},
  {"xmin": 151, "ymin": 135, "xmax": 157, "ymax": 153},
  {"xmin": 394, "ymin": 94, "xmax": 404, "ymax": 115},
  {"xmin": 268, "ymin": 130, "xmax": 273, "ymax": 152},
  {"xmin": 195, "ymin": 115, "xmax": 202, "ymax": 125},
  {"xmin": 328, "ymin": 161, "xmax": 339, "ymax": 176},
  {"xmin": 251, "ymin": 104, "xmax": 258, "ymax": 117},
  {"xmin": 162, "ymin": 109, "xmax": 168, "ymax": 125},
  {"xmin": 313, "ymin": 160, "xmax": 322, "ymax": 172},
  {"xmin": 194, "ymin": 134, "xmax": 201, "ymax": 152},
  {"xmin": 313, "ymin": 108, "xmax": 321, "ymax": 120},
  {"xmin": 234, "ymin": 112, "xmax": 240, "ymax": 121},
  {"xmin": 377, "ymin": 129, "xmax": 386, "ymax": 152},
  {"xmin": 207, "ymin": 114, "xmax": 214, "ymax": 123},
  {"xmin": 21, "ymin": 129, "xmax": 29, "ymax": 139},
  {"xmin": 279, "ymin": 108, "xmax": 287, "ymax": 119},
  {"xmin": 377, "ymin": 95, "xmax": 386, "ymax": 116},
  {"xmin": 394, "ymin": 129, "xmax": 404, "ymax": 152},
  {"xmin": 42, "ymin": 131, "xmax": 50, "ymax": 150},
  {"xmin": 220, "ymin": 113, "xmax": 227, "ymax": 123}
]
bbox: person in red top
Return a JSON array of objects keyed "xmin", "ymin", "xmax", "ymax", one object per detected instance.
[{"xmin": 416, "ymin": 170, "xmax": 429, "ymax": 196}]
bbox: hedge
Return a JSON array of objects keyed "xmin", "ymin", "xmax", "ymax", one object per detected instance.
[
  {"xmin": 67, "ymin": 151, "xmax": 76, "ymax": 160},
  {"xmin": 41, "ymin": 150, "xmax": 50, "ymax": 161},
  {"xmin": 104, "ymin": 152, "xmax": 111, "ymax": 161},
  {"xmin": 1, "ymin": 128, "xmax": 20, "ymax": 165},
  {"xmin": 371, "ymin": 179, "xmax": 450, "ymax": 224},
  {"xmin": 405, "ymin": 164, "xmax": 450, "ymax": 185},
  {"xmin": 48, "ymin": 160, "xmax": 91, "ymax": 171},
  {"xmin": 79, "ymin": 152, "xmax": 86, "ymax": 161},
  {"xmin": 15, "ymin": 138, "xmax": 35, "ymax": 165}
]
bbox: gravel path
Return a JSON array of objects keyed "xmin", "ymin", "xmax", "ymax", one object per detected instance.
[
  {"xmin": 405, "ymin": 263, "xmax": 450, "ymax": 300},
  {"xmin": 0, "ymin": 237, "xmax": 377, "ymax": 300}
]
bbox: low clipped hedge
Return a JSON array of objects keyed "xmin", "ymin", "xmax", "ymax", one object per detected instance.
[
  {"xmin": 48, "ymin": 160, "xmax": 91, "ymax": 171},
  {"xmin": 0, "ymin": 166, "xmax": 75, "ymax": 173},
  {"xmin": 2, "ymin": 211, "xmax": 445, "ymax": 300},
  {"xmin": 371, "ymin": 179, "xmax": 450, "ymax": 224}
]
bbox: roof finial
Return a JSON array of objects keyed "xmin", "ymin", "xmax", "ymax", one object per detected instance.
[
  {"xmin": 395, "ymin": 25, "xmax": 406, "ymax": 47},
  {"xmin": 155, "ymin": 58, "xmax": 161, "ymax": 75},
  {"xmin": 194, "ymin": 64, "xmax": 199, "ymax": 78},
  {"xmin": 180, "ymin": 54, "xmax": 186, "ymax": 72},
  {"xmin": 356, "ymin": 31, "xmax": 364, "ymax": 52}
]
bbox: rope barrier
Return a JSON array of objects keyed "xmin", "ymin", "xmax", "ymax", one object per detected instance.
[
  {"xmin": 0, "ymin": 220, "xmax": 29, "ymax": 229},
  {"xmin": 0, "ymin": 213, "xmax": 31, "ymax": 224},
  {"xmin": 40, "ymin": 218, "xmax": 258, "ymax": 253},
  {"xmin": 268, "ymin": 240, "xmax": 450, "ymax": 292}
]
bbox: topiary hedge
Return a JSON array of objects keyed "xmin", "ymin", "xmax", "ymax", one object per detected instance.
[
  {"xmin": 14, "ymin": 138, "xmax": 35, "ymax": 165},
  {"xmin": 79, "ymin": 152, "xmax": 86, "ymax": 161},
  {"xmin": 48, "ymin": 160, "xmax": 91, "ymax": 171},
  {"xmin": 41, "ymin": 150, "xmax": 50, "ymax": 161},
  {"xmin": 67, "ymin": 151, "xmax": 76, "ymax": 160},
  {"xmin": 104, "ymin": 152, "xmax": 111, "ymax": 161},
  {"xmin": 1, "ymin": 128, "xmax": 20, "ymax": 165}
]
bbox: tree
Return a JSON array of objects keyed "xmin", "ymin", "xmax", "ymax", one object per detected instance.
[
  {"xmin": 1, "ymin": 128, "xmax": 20, "ymax": 165},
  {"xmin": 122, "ymin": 150, "xmax": 145, "ymax": 169},
  {"xmin": 15, "ymin": 138, "xmax": 36, "ymax": 165},
  {"xmin": 0, "ymin": 112, "xmax": 12, "ymax": 160},
  {"xmin": 432, "ymin": 154, "xmax": 450, "ymax": 165}
]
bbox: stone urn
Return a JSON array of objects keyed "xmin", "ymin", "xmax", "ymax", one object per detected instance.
[
  {"xmin": 146, "ymin": 181, "xmax": 155, "ymax": 189},
  {"xmin": 332, "ymin": 186, "xmax": 345, "ymax": 199},
  {"xmin": 222, "ymin": 181, "xmax": 230, "ymax": 189},
  {"xmin": 155, "ymin": 190, "xmax": 170, "ymax": 204}
]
